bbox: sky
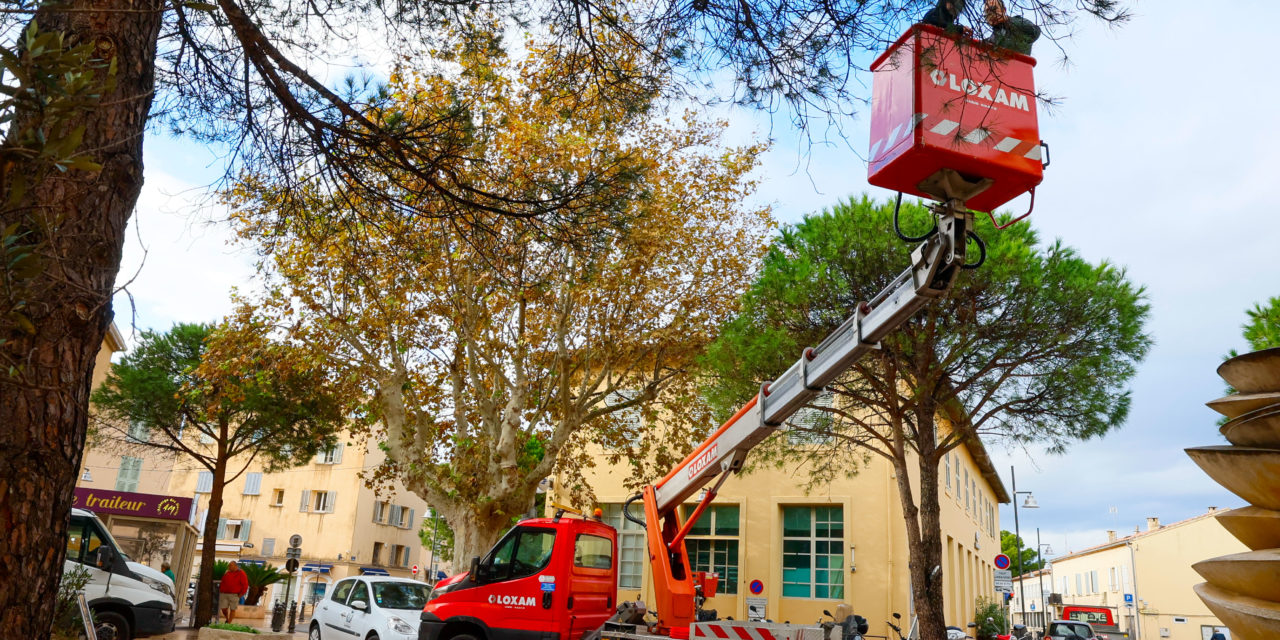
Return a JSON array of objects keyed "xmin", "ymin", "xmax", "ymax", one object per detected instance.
[{"xmin": 112, "ymin": 0, "xmax": 1277, "ymax": 559}]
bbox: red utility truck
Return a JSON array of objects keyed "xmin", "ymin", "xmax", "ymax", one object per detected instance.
[{"xmin": 421, "ymin": 22, "xmax": 1047, "ymax": 640}]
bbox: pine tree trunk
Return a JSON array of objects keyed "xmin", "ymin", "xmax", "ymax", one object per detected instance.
[
  {"xmin": 196, "ymin": 459, "xmax": 229, "ymax": 627},
  {"xmin": 0, "ymin": 1, "xmax": 163, "ymax": 637},
  {"xmin": 890, "ymin": 417, "xmax": 948, "ymax": 640}
]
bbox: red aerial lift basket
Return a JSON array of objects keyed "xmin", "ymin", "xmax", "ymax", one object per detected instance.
[{"xmin": 868, "ymin": 24, "xmax": 1042, "ymax": 213}]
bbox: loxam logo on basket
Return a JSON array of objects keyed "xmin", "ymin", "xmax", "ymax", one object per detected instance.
[
  {"xmin": 929, "ymin": 69, "xmax": 1030, "ymax": 112},
  {"xmin": 489, "ymin": 594, "xmax": 537, "ymax": 607}
]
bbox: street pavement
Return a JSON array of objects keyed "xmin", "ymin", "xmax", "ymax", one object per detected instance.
[{"xmin": 152, "ymin": 614, "xmax": 310, "ymax": 639}]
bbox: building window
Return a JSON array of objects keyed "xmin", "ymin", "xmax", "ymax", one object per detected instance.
[
  {"xmin": 680, "ymin": 504, "xmax": 740, "ymax": 595},
  {"xmin": 954, "ymin": 456, "xmax": 961, "ymax": 498},
  {"xmin": 945, "ymin": 454, "xmax": 951, "ymax": 491},
  {"xmin": 271, "ymin": 489, "xmax": 285, "ymax": 506},
  {"xmin": 243, "ymin": 472, "xmax": 262, "ymax": 496},
  {"xmin": 390, "ymin": 544, "xmax": 410, "ymax": 567},
  {"xmin": 317, "ymin": 443, "xmax": 344, "ymax": 465},
  {"xmin": 127, "ymin": 421, "xmax": 149, "ymax": 443},
  {"xmin": 603, "ymin": 390, "xmax": 644, "ymax": 449},
  {"xmin": 786, "ymin": 392, "xmax": 835, "ymax": 446},
  {"xmin": 782, "ymin": 506, "xmax": 844, "ymax": 599},
  {"xmin": 115, "ymin": 457, "xmax": 142, "ymax": 492},
  {"xmin": 300, "ymin": 490, "xmax": 336, "ymax": 513},
  {"xmin": 602, "ymin": 504, "xmax": 646, "ymax": 590},
  {"xmin": 400, "ymin": 507, "xmax": 414, "ymax": 528},
  {"xmin": 263, "ymin": 538, "xmax": 276, "ymax": 557},
  {"xmin": 196, "ymin": 471, "xmax": 213, "ymax": 493},
  {"xmin": 372, "ymin": 542, "xmax": 385, "ymax": 566},
  {"xmin": 373, "ymin": 501, "xmax": 387, "ymax": 523}
]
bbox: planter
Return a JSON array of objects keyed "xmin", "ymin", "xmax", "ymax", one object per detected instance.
[
  {"xmin": 1193, "ymin": 550, "xmax": 1280, "ymax": 602},
  {"xmin": 1185, "ymin": 446, "xmax": 1280, "ymax": 510},
  {"xmin": 1216, "ymin": 506, "xmax": 1280, "ymax": 551},
  {"xmin": 198, "ymin": 626, "xmax": 292, "ymax": 640},
  {"xmin": 1194, "ymin": 582, "xmax": 1280, "ymax": 640},
  {"xmin": 1207, "ymin": 391, "xmax": 1280, "ymax": 420},
  {"xmin": 1221, "ymin": 406, "xmax": 1280, "ymax": 448},
  {"xmin": 235, "ymin": 605, "xmax": 266, "ymax": 620}
]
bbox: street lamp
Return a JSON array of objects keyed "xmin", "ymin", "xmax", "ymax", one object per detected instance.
[
  {"xmin": 1011, "ymin": 466, "xmax": 1038, "ymax": 629},
  {"xmin": 1036, "ymin": 530, "xmax": 1053, "ymax": 631}
]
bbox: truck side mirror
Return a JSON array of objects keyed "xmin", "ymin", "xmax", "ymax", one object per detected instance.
[
  {"xmin": 97, "ymin": 545, "xmax": 117, "ymax": 569},
  {"xmin": 468, "ymin": 556, "xmax": 480, "ymax": 582}
]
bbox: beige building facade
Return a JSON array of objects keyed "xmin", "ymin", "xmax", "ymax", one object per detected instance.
[
  {"xmin": 566, "ymin": 420, "xmax": 1009, "ymax": 634},
  {"xmin": 1011, "ymin": 511, "xmax": 1244, "ymax": 640}
]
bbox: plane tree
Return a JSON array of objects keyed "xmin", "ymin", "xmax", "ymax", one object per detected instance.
[
  {"xmin": 226, "ymin": 38, "xmax": 773, "ymax": 564},
  {"xmin": 701, "ymin": 196, "xmax": 1151, "ymax": 640}
]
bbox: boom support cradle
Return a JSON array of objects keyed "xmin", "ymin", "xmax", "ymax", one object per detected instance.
[{"xmin": 635, "ymin": 199, "xmax": 974, "ymax": 632}]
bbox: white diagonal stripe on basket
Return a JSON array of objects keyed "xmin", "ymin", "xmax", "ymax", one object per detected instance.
[
  {"xmin": 994, "ymin": 137, "xmax": 1021, "ymax": 152},
  {"xmin": 930, "ymin": 119, "xmax": 960, "ymax": 135}
]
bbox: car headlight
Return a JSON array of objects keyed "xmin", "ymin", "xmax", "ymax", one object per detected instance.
[
  {"xmin": 388, "ymin": 615, "xmax": 415, "ymax": 635},
  {"xmin": 141, "ymin": 575, "xmax": 174, "ymax": 599},
  {"xmin": 428, "ymin": 583, "xmax": 455, "ymax": 601}
]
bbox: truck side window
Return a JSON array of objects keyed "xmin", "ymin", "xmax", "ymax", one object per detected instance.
[
  {"xmin": 574, "ymin": 534, "xmax": 612, "ymax": 570},
  {"xmin": 481, "ymin": 527, "xmax": 556, "ymax": 582},
  {"xmin": 81, "ymin": 521, "xmax": 109, "ymax": 568},
  {"xmin": 65, "ymin": 519, "xmax": 86, "ymax": 564}
]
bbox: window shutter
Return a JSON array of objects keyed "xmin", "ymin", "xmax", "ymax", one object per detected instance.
[
  {"xmin": 326, "ymin": 491, "xmax": 337, "ymax": 513},
  {"xmin": 241, "ymin": 519, "xmax": 252, "ymax": 541},
  {"xmin": 216, "ymin": 518, "xmax": 228, "ymax": 539},
  {"xmin": 196, "ymin": 471, "xmax": 213, "ymax": 493},
  {"xmin": 244, "ymin": 472, "xmax": 262, "ymax": 496},
  {"xmin": 389, "ymin": 505, "xmax": 401, "ymax": 525},
  {"xmin": 333, "ymin": 442, "xmax": 344, "ymax": 464},
  {"xmin": 300, "ymin": 490, "xmax": 311, "ymax": 512},
  {"xmin": 405, "ymin": 508, "xmax": 415, "ymax": 529}
]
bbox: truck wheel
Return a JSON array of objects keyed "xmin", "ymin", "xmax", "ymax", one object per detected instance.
[
  {"xmin": 450, "ymin": 634, "xmax": 479, "ymax": 640},
  {"xmin": 95, "ymin": 611, "xmax": 131, "ymax": 640}
]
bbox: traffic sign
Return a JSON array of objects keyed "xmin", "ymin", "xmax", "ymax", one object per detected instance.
[
  {"xmin": 994, "ymin": 554, "xmax": 1011, "ymax": 570},
  {"xmin": 285, "ymin": 558, "xmax": 299, "ymax": 573},
  {"xmin": 994, "ymin": 569, "xmax": 1013, "ymax": 594},
  {"xmin": 749, "ymin": 580, "xmax": 764, "ymax": 595},
  {"xmin": 412, "ymin": 564, "xmax": 419, "ymax": 575},
  {"xmin": 289, "ymin": 534, "xmax": 303, "ymax": 548},
  {"xmin": 1125, "ymin": 593, "xmax": 1134, "ymax": 603}
]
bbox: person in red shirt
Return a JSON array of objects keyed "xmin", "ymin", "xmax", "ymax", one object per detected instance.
[{"xmin": 218, "ymin": 562, "xmax": 250, "ymax": 623}]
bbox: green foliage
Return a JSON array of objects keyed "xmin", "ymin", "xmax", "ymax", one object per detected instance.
[
  {"xmin": 241, "ymin": 563, "xmax": 287, "ymax": 606},
  {"xmin": 196, "ymin": 560, "xmax": 231, "ymax": 583},
  {"xmin": 1242, "ymin": 296, "xmax": 1280, "ymax": 351},
  {"xmin": 972, "ymin": 596, "xmax": 1008, "ymax": 640},
  {"xmin": 1000, "ymin": 530, "xmax": 1043, "ymax": 576},
  {"xmin": 418, "ymin": 511, "xmax": 457, "ymax": 567},
  {"xmin": 89, "ymin": 320, "xmax": 355, "ymax": 473},
  {"xmin": 49, "ymin": 566, "xmax": 93, "ymax": 640},
  {"xmin": 206, "ymin": 622, "xmax": 260, "ymax": 634},
  {"xmin": 703, "ymin": 195, "xmax": 1152, "ymax": 472}
]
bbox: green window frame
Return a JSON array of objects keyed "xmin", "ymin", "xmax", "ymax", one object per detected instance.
[
  {"xmin": 680, "ymin": 504, "xmax": 740, "ymax": 595},
  {"xmin": 602, "ymin": 504, "xmax": 646, "ymax": 589},
  {"xmin": 781, "ymin": 506, "xmax": 845, "ymax": 599}
]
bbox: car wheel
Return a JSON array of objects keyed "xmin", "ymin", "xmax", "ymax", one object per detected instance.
[
  {"xmin": 310, "ymin": 621, "xmax": 323, "ymax": 640},
  {"xmin": 95, "ymin": 610, "xmax": 131, "ymax": 640}
]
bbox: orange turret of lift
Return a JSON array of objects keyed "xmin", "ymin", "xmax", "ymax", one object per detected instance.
[{"xmin": 869, "ymin": 24, "xmax": 1044, "ymax": 212}]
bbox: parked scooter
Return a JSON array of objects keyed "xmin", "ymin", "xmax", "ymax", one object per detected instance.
[{"xmin": 820, "ymin": 605, "xmax": 869, "ymax": 640}]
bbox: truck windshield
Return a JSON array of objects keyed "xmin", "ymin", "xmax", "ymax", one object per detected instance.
[
  {"xmin": 1048, "ymin": 622, "xmax": 1092, "ymax": 638},
  {"xmin": 480, "ymin": 527, "xmax": 556, "ymax": 583}
]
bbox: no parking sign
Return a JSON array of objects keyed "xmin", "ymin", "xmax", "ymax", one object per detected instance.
[{"xmin": 994, "ymin": 553, "xmax": 1011, "ymax": 570}]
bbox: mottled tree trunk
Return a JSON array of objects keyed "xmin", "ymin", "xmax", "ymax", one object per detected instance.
[
  {"xmin": 0, "ymin": 1, "xmax": 163, "ymax": 636},
  {"xmin": 444, "ymin": 500, "xmax": 528, "ymax": 569}
]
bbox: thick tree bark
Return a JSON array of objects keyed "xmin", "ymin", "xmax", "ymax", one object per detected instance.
[
  {"xmin": 0, "ymin": 1, "xmax": 163, "ymax": 637},
  {"xmin": 443, "ymin": 500, "xmax": 527, "ymax": 568}
]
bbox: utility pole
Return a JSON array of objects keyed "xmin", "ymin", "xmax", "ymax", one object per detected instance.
[{"xmin": 428, "ymin": 507, "xmax": 441, "ymax": 582}]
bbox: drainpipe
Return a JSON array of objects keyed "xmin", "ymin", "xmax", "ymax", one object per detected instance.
[{"xmin": 1127, "ymin": 540, "xmax": 1140, "ymax": 640}]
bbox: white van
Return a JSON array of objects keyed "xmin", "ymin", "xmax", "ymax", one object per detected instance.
[{"xmin": 66, "ymin": 508, "xmax": 177, "ymax": 639}]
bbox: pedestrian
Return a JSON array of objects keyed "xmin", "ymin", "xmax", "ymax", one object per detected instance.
[
  {"xmin": 219, "ymin": 562, "xmax": 249, "ymax": 624},
  {"xmin": 161, "ymin": 562, "xmax": 176, "ymax": 583},
  {"xmin": 921, "ymin": 0, "xmax": 967, "ymax": 30},
  {"xmin": 1209, "ymin": 631, "xmax": 1227, "ymax": 640}
]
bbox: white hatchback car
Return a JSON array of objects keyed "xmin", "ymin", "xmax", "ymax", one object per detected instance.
[{"xmin": 309, "ymin": 576, "xmax": 430, "ymax": 640}]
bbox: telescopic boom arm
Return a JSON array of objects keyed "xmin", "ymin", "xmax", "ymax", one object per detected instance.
[{"xmin": 632, "ymin": 199, "xmax": 975, "ymax": 632}]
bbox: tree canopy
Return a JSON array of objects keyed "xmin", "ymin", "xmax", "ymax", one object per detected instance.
[
  {"xmin": 226, "ymin": 37, "xmax": 774, "ymax": 563},
  {"xmin": 1242, "ymin": 295, "xmax": 1280, "ymax": 351},
  {"xmin": 90, "ymin": 316, "xmax": 361, "ymax": 624},
  {"xmin": 701, "ymin": 196, "xmax": 1151, "ymax": 638},
  {"xmin": 1000, "ymin": 530, "xmax": 1044, "ymax": 577}
]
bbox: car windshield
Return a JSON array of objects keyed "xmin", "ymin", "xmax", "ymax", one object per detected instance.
[
  {"xmin": 1049, "ymin": 622, "xmax": 1092, "ymax": 638},
  {"xmin": 372, "ymin": 582, "xmax": 430, "ymax": 610}
]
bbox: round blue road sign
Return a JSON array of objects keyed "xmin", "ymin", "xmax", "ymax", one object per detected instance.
[
  {"xmin": 749, "ymin": 580, "xmax": 764, "ymax": 595},
  {"xmin": 994, "ymin": 554, "xmax": 1011, "ymax": 570}
]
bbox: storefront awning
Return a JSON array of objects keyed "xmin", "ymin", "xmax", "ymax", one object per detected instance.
[
  {"xmin": 360, "ymin": 567, "xmax": 390, "ymax": 576},
  {"xmin": 301, "ymin": 563, "xmax": 333, "ymax": 573}
]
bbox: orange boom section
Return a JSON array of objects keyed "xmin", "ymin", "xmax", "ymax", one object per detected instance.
[{"xmin": 868, "ymin": 24, "xmax": 1043, "ymax": 213}]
